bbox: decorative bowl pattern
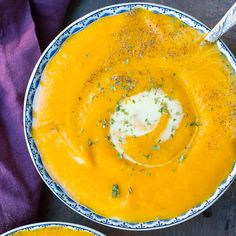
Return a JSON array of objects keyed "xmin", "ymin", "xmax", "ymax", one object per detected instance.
[
  {"xmin": 24, "ymin": 2, "xmax": 236, "ymax": 230},
  {"xmin": 1, "ymin": 222, "xmax": 104, "ymax": 236}
]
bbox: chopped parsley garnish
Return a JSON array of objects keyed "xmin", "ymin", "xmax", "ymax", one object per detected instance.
[
  {"xmin": 109, "ymin": 84, "xmax": 116, "ymax": 91},
  {"xmin": 87, "ymin": 138, "xmax": 94, "ymax": 147},
  {"xmin": 124, "ymin": 120, "xmax": 130, "ymax": 125},
  {"xmin": 104, "ymin": 135, "xmax": 111, "ymax": 141},
  {"xmin": 152, "ymin": 145, "xmax": 160, "ymax": 150},
  {"xmin": 118, "ymin": 137, "xmax": 123, "ymax": 142},
  {"xmin": 112, "ymin": 184, "xmax": 120, "ymax": 198},
  {"xmin": 165, "ymin": 95, "xmax": 172, "ymax": 100},
  {"xmin": 105, "ymin": 67, "xmax": 111, "ymax": 72},
  {"xmin": 145, "ymin": 118, "xmax": 152, "ymax": 126},
  {"xmin": 118, "ymin": 153, "xmax": 124, "ymax": 159},
  {"xmin": 159, "ymin": 102, "xmax": 169, "ymax": 114},
  {"xmin": 128, "ymin": 186, "xmax": 133, "ymax": 194},
  {"xmin": 124, "ymin": 58, "xmax": 129, "ymax": 64},
  {"xmin": 99, "ymin": 87, "xmax": 105, "ymax": 93},
  {"xmin": 116, "ymin": 103, "xmax": 121, "ymax": 112},
  {"xmin": 189, "ymin": 121, "xmax": 201, "ymax": 126},
  {"xmin": 122, "ymin": 93, "xmax": 129, "ymax": 98},
  {"xmin": 154, "ymin": 98, "xmax": 160, "ymax": 104},
  {"xmin": 110, "ymin": 118, "xmax": 115, "ymax": 125},
  {"xmin": 143, "ymin": 154, "xmax": 152, "ymax": 159},
  {"xmin": 178, "ymin": 154, "xmax": 187, "ymax": 163},
  {"xmin": 180, "ymin": 22, "xmax": 188, "ymax": 28},
  {"xmin": 121, "ymin": 108, "xmax": 129, "ymax": 115},
  {"xmin": 99, "ymin": 119, "xmax": 108, "ymax": 128}
]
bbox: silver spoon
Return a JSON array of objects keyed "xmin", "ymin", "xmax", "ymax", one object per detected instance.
[{"xmin": 205, "ymin": 2, "xmax": 236, "ymax": 42}]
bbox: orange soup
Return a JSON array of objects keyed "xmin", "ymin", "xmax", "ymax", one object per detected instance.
[
  {"xmin": 32, "ymin": 9, "xmax": 236, "ymax": 222},
  {"xmin": 12, "ymin": 227, "xmax": 93, "ymax": 236}
]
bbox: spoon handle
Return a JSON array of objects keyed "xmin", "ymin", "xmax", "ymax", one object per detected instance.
[{"xmin": 205, "ymin": 2, "xmax": 236, "ymax": 42}]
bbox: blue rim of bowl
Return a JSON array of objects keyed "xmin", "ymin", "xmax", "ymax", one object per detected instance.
[
  {"xmin": 0, "ymin": 222, "xmax": 105, "ymax": 236},
  {"xmin": 23, "ymin": 2, "xmax": 236, "ymax": 231}
]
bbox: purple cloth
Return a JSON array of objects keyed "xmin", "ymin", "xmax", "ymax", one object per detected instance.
[{"xmin": 0, "ymin": 0, "xmax": 70, "ymax": 233}]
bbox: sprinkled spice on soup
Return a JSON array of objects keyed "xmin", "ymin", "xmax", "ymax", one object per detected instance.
[{"xmin": 32, "ymin": 9, "xmax": 236, "ymax": 222}]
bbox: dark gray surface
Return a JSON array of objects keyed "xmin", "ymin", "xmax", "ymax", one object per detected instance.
[{"xmin": 38, "ymin": 1, "xmax": 236, "ymax": 235}]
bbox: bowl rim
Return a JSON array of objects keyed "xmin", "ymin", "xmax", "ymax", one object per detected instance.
[
  {"xmin": 23, "ymin": 2, "xmax": 236, "ymax": 231},
  {"xmin": 0, "ymin": 222, "xmax": 105, "ymax": 236}
]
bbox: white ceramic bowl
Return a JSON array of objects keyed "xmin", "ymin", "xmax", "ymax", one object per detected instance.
[
  {"xmin": 1, "ymin": 222, "xmax": 104, "ymax": 236},
  {"xmin": 24, "ymin": 2, "xmax": 236, "ymax": 230}
]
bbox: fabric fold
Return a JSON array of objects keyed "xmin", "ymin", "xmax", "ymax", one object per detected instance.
[{"xmin": 0, "ymin": 0, "xmax": 70, "ymax": 233}]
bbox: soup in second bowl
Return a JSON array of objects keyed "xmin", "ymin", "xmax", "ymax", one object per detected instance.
[{"xmin": 11, "ymin": 226, "xmax": 94, "ymax": 236}]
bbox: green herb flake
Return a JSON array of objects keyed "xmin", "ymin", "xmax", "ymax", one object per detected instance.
[
  {"xmin": 145, "ymin": 118, "xmax": 152, "ymax": 126},
  {"xmin": 159, "ymin": 107, "xmax": 168, "ymax": 114},
  {"xmin": 121, "ymin": 108, "xmax": 129, "ymax": 115},
  {"xmin": 189, "ymin": 121, "xmax": 201, "ymax": 127},
  {"xmin": 105, "ymin": 67, "xmax": 111, "ymax": 72},
  {"xmin": 124, "ymin": 58, "xmax": 129, "ymax": 64},
  {"xmin": 112, "ymin": 184, "xmax": 120, "ymax": 198},
  {"xmin": 116, "ymin": 103, "xmax": 121, "ymax": 112},
  {"xmin": 154, "ymin": 98, "xmax": 160, "ymax": 104},
  {"xmin": 178, "ymin": 154, "xmax": 187, "ymax": 163},
  {"xmin": 109, "ymin": 84, "xmax": 116, "ymax": 91},
  {"xmin": 99, "ymin": 87, "xmax": 105, "ymax": 93},
  {"xmin": 118, "ymin": 153, "xmax": 124, "ymax": 159},
  {"xmin": 143, "ymin": 154, "xmax": 152, "ymax": 159},
  {"xmin": 180, "ymin": 22, "xmax": 188, "ymax": 28},
  {"xmin": 128, "ymin": 186, "xmax": 133, "ymax": 194},
  {"xmin": 123, "ymin": 110, "xmax": 129, "ymax": 115},
  {"xmin": 80, "ymin": 128, "xmax": 85, "ymax": 133},
  {"xmin": 110, "ymin": 118, "xmax": 115, "ymax": 125},
  {"xmin": 99, "ymin": 119, "xmax": 108, "ymax": 128},
  {"xmin": 165, "ymin": 95, "xmax": 172, "ymax": 101},
  {"xmin": 87, "ymin": 138, "xmax": 94, "ymax": 147},
  {"xmin": 118, "ymin": 137, "xmax": 123, "ymax": 143},
  {"xmin": 152, "ymin": 145, "xmax": 160, "ymax": 150},
  {"xmin": 124, "ymin": 120, "xmax": 129, "ymax": 125},
  {"xmin": 159, "ymin": 102, "xmax": 169, "ymax": 114}
]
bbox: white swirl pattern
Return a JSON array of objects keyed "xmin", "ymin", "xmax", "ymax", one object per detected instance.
[{"xmin": 110, "ymin": 89, "xmax": 183, "ymax": 167}]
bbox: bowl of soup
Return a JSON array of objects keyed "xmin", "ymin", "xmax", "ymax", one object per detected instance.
[
  {"xmin": 24, "ymin": 3, "xmax": 236, "ymax": 230},
  {"xmin": 1, "ymin": 222, "xmax": 104, "ymax": 236}
]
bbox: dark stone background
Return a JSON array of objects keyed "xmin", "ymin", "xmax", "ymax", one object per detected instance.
[{"xmin": 38, "ymin": 1, "xmax": 236, "ymax": 235}]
